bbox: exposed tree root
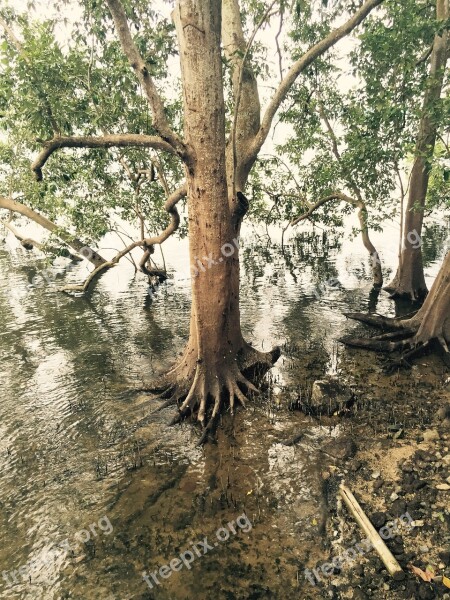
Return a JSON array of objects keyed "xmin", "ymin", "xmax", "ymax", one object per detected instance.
[
  {"xmin": 339, "ymin": 333, "xmax": 420, "ymax": 353},
  {"xmin": 341, "ymin": 302, "xmax": 449, "ymax": 370},
  {"xmin": 124, "ymin": 344, "xmax": 281, "ymax": 443},
  {"xmin": 342, "ymin": 312, "xmax": 415, "ymax": 331}
]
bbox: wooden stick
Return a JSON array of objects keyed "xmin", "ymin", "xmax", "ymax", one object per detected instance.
[{"xmin": 339, "ymin": 483, "xmax": 404, "ymax": 578}]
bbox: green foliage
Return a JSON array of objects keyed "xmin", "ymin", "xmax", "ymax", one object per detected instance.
[
  {"xmin": 0, "ymin": 0, "xmax": 184, "ymax": 248},
  {"xmin": 249, "ymin": 0, "xmax": 449, "ymax": 236}
]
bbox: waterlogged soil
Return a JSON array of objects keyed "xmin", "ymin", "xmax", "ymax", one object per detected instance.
[
  {"xmin": 51, "ymin": 347, "xmax": 449, "ymax": 600},
  {"xmin": 0, "ymin": 225, "xmax": 449, "ymax": 600}
]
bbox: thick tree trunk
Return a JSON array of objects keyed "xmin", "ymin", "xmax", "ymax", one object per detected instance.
[
  {"xmin": 406, "ymin": 250, "xmax": 450, "ymax": 345},
  {"xmin": 386, "ymin": 0, "xmax": 448, "ymax": 300},
  {"xmin": 152, "ymin": 0, "xmax": 278, "ymax": 434}
]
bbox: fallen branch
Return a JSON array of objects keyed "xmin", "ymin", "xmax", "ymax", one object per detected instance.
[
  {"xmin": 339, "ymin": 483, "xmax": 404, "ymax": 579},
  {"xmin": 62, "ymin": 183, "xmax": 187, "ymax": 293}
]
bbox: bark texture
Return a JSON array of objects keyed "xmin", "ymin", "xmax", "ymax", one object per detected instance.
[{"xmin": 386, "ymin": 0, "xmax": 449, "ymax": 300}]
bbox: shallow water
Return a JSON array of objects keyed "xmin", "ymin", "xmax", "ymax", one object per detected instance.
[{"xmin": 0, "ymin": 216, "xmax": 448, "ymax": 599}]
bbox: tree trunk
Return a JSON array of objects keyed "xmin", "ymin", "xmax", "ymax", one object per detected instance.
[
  {"xmin": 386, "ymin": 0, "xmax": 448, "ymax": 300},
  {"xmin": 153, "ymin": 0, "xmax": 278, "ymax": 433},
  {"xmin": 341, "ymin": 251, "xmax": 450, "ymax": 362},
  {"xmin": 406, "ymin": 250, "xmax": 450, "ymax": 345}
]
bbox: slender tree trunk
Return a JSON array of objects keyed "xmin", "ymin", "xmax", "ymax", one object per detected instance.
[{"xmin": 386, "ymin": 0, "xmax": 448, "ymax": 300}]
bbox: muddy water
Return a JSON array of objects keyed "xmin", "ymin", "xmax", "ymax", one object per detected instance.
[{"xmin": 0, "ymin": 218, "xmax": 448, "ymax": 600}]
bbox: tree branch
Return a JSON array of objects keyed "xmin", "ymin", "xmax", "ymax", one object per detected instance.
[
  {"xmin": 291, "ymin": 192, "xmax": 354, "ymax": 225},
  {"xmin": 31, "ymin": 134, "xmax": 177, "ymax": 181},
  {"xmin": 0, "ymin": 196, "xmax": 105, "ymax": 266},
  {"xmin": 229, "ymin": 0, "xmax": 277, "ymax": 196},
  {"xmin": 222, "ymin": 0, "xmax": 265, "ymax": 192},
  {"xmin": 105, "ymin": 0, "xmax": 188, "ymax": 161},
  {"xmin": 247, "ymin": 0, "xmax": 384, "ymax": 161},
  {"xmin": 0, "ymin": 218, "xmax": 42, "ymax": 251},
  {"xmin": 62, "ymin": 183, "xmax": 187, "ymax": 293},
  {"xmin": 291, "ymin": 190, "xmax": 383, "ymax": 285},
  {"xmin": 139, "ymin": 183, "xmax": 186, "ymax": 276}
]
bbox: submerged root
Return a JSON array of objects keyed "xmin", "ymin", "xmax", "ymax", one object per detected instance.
[{"xmin": 342, "ymin": 312, "xmax": 414, "ymax": 330}]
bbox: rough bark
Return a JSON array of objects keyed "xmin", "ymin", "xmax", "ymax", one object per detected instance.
[
  {"xmin": 0, "ymin": 196, "xmax": 105, "ymax": 267},
  {"xmin": 385, "ymin": 0, "xmax": 449, "ymax": 300},
  {"xmin": 291, "ymin": 191, "xmax": 383, "ymax": 287},
  {"xmin": 341, "ymin": 251, "xmax": 450, "ymax": 365}
]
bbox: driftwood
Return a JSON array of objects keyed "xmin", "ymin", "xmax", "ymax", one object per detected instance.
[{"xmin": 339, "ymin": 483, "xmax": 404, "ymax": 579}]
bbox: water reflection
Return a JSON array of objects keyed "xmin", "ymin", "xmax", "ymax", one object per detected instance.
[{"xmin": 0, "ymin": 218, "xmax": 447, "ymax": 599}]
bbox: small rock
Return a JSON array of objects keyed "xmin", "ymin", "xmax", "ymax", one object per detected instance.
[
  {"xmin": 412, "ymin": 520, "xmax": 425, "ymax": 527},
  {"xmin": 436, "ymin": 483, "xmax": 450, "ymax": 490},
  {"xmin": 370, "ymin": 512, "xmax": 386, "ymax": 529},
  {"xmin": 372, "ymin": 471, "xmax": 381, "ymax": 479},
  {"xmin": 353, "ymin": 590, "xmax": 368, "ymax": 600},
  {"xmin": 390, "ymin": 492, "xmax": 399, "ymax": 501},
  {"xmin": 418, "ymin": 585, "xmax": 435, "ymax": 600},
  {"xmin": 374, "ymin": 480, "xmax": 384, "ymax": 490},
  {"xmin": 419, "ymin": 545, "xmax": 429, "ymax": 553},
  {"xmin": 323, "ymin": 436, "xmax": 358, "ymax": 461},
  {"xmin": 423, "ymin": 429, "xmax": 440, "ymax": 442},
  {"xmin": 437, "ymin": 404, "xmax": 450, "ymax": 420},
  {"xmin": 306, "ymin": 377, "xmax": 354, "ymax": 416}
]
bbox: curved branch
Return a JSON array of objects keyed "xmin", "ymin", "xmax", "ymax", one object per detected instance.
[
  {"xmin": 62, "ymin": 183, "xmax": 187, "ymax": 293},
  {"xmin": 1, "ymin": 218, "xmax": 42, "ymax": 250},
  {"xmin": 105, "ymin": 0, "xmax": 188, "ymax": 161},
  {"xmin": 0, "ymin": 217, "xmax": 84, "ymax": 260},
  {"xmin": 0, "ymin": 196, "xmax": 105, "ymax": 266},
  {"xmin": 247, "ymin": 0, "xmax": 384, "ymax": 161},
  {"xmin": 291, "ymin": 191, "xmax": 383, "ymax": 286},
  {"xmin": 138, "ymin": 183, "xmax": 186, "ymax": 276},
  {"xmin": 32, "ymin": 134, "xmax": 177, "ymax": 181}
]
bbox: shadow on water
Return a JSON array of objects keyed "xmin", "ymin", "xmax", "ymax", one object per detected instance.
[{"xmin": 0, "ymin": 221, "xmax": 447, "ymax": 599}]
